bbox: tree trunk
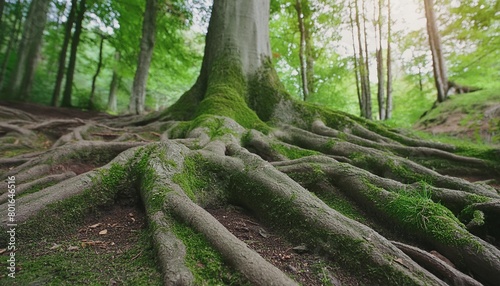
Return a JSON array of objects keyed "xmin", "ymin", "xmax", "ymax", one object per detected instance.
[
  {"xmin": 61, "ymin": 0, "xmax": 86, "ymax": 108},
  {"xmin": 51, "ymin": 0, "xmax": 77, "ymax": 107},
  {"xmin": 424, "ymin": 0, "xmax": 448, "ymax": 102},
  {"xmin": 385, "ymin": 0, "xmax": 392, "ymax": 119},
  {"xmin": 0, "ymin": 0, "xmax": 5, "ymax": 30},
  {"xmin": 107, "ymin": 52, "xmax": 120, "ymax": 113},
  {"xmin": 0, "ymin": 0, "xmax": 23, "ymax": 91},
  {"xmin": 361, "ymin": 0, "xmax": 372, "ymax": 120},
  {"xmin": 349, "ymin": 0, "xmax": 363, "ymax": 116},
  {"xmin": 129, "ymin": 0, "xmax": 157, "ymax": 115},
  {"xmin": 7, "ymin": 0, "xmax": 51, "ymax": 101},
  {"xmin": 354, "ymin": 0, "xmax": 371, "ymax": 119},
  {"xmin": 376, "ymin": 0, "xmax": 385, "ymax": 120},
  {"xmin": 295, "ymin": 0, "xmax": 309, "ymax": 101},
  {"xmin": 89, "ymin": 36, "xmax": 105, "ymax": 110}
]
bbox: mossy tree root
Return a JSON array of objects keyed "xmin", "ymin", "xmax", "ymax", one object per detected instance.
[
  {"xmin": 312, "ymin": 120, "xmax": 493, "ymax": 174},
  {"xmin": 272, "ymin": 156, "xmax": 500, "ymax": 285},
  {"xmin": 277, "ymin": 124, "xmax": 498, "ymax": 196},
  {"xmin": 198, "ymin": 143, "xmax": 448, "ymax": 285},
  {"xmin": 391, "ymin": 241, "xmax": 482, "ymax": 286}
]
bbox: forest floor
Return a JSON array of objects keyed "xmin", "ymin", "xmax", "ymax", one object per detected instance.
[
  {"xmin": 2, "ymin": 99, "xmax": 499, "ymax": 285},
  {"xmin": 0, "ymin": 101, "xmax": 365, "ymax": 285}
]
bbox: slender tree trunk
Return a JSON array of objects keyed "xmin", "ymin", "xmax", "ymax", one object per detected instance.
[
  {"xmin": 295, "ymin": 0, "xmax": 309, "ymax": 101},
  {"xmin": 349, "ymin": 0, "xmax": 363, "ymax": 116},
  {"xmin": 418, "ymin": 66, "xmax": 423, "ymax": 92},
  {"xmin": 51, "ymin": 0, "xmax": 77, "ymax": 106},
  {"xmin": 107, "ymin": 52, "xmax": 120, "ymax": 113},
  {"xmin": 0, "ymin": 0, "xmax": 23, "ymax": 91},
  {"xmin": 385, "ymin": 0, "xmax": 392, "ymax": 119},
  {"xmin": 304, "ymin": 4, "xmax": 314, "ymax": 99},
  {"xmin": 89, "ymin": 35, "xmax": 105, "ymax": 110},
  {"xmin": 424, "ymin": 0, "xmax": 448, "ymax": 102},
  {"xmin": 354, "ymin": 0, "xmax": 371, "ymax": 119},
  {"xmin": 0, "ymin": 0, "xmax": 5, "ymax": 38},
  {"xmin": 361, "ymin": 0, "xmax": 372, "ymax": 120},
  {"xmin": 129, "ymin": 0, "xmax": 157, "ymax": 115},
  {"xmin": 61, "ymin": 0, "xmax": 86, "ymax": 108},
  {"xmin": 376, "ymin": 0, "xmax": 385, "ymax": 120},
  {"xmin": 7, "ymin": 0, "xmax": 51, "ymax": 100}
]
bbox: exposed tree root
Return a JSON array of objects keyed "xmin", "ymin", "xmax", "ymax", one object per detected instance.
[
  {"xmin": 2, "ymin": 104, "xmax": 500, "ymax": 285},
  {"xmin": 392, "ymin": 241, "xmax": 482, "ymax": 286}
]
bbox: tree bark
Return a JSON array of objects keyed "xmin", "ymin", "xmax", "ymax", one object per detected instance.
[
  {"xmin": 376, "ymin": 0, "xmax": 385, "ymax": 120},
  {"xmin": 0, "ymin": 0, "xmax": 23, "ymax": 91},
  {"xmin": 295, "ymin": 0, "xmax": 309, "ymax": 101},
  {"xmin": 354, "ymin": 0, "xmax": 371, "ymax": 119},
  {"xmin": 0, "ymin": 0, "xmax": 5, "ymax": 30},
  {"xmin": 89, "ymin": 35, "xmax": 105, "ymax": 110},
  {"xmin": 166, "ymin": 0, "xmax": 274, "ymax": 122},
  {"xmin": 129, "ymin": 0, "xmax": 157, "ymax": 115},
  {"xmin": 424, "ymin": 0, "xmax": 448, "ymax": 102},
  {"xmin": 385, "ymin": 0, "xmax": 392, "ymax": 119},
  {"xmin": 7, "ymin": 0, "xmax": 51, "ymax": 101},
  {"xmin": 107, "ymin": 52, "xmax": 121, "ymax": 113},
  {"xmin": 348, "ymin": 0, "xmax": 363, "ymax": 115},
  {"xmin": 51, "ymin": 0, "xmax": 77, "ymax": 107},
  {"xmin": 361, "ymin": 0, "xmax": 372, "ymax": 120},
  {"xmin": 61, "ymin": 0, "xmax": 86, "ymax": 108}
]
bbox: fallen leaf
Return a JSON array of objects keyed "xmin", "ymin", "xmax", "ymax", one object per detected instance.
[
  {"xmin": 292, "ymin": 244, "xmax": 308, "ymax": 253},
  {"xmin": 0, "ymin": 248, "xmax": 6, "ymax": 254},
  {"xmin": 67, "ymin": 246, "xmax": 79, "ymax": 251},
  {"xmin": 258, "ymin": 228, "xmax": 269, "ymax": 238},
  {"xmin": 99, "ymin": 229, "xmax": 108, "ymax": 235},
  {"xmin": 50, "ymin": 244, "xmax": 62, "ymax": 250},
  {"xmin": 89, "ymin": 223, "xmax": 101, "ymax": 229}
]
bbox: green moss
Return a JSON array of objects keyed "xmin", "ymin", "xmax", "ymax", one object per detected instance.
[
  {"xmin": 270, "ymin": 143, "xmax": 320, "ymax": 159},
  {"xmin": 17, "ymin": 181, "xmax": 58, "ymax": 198},
  {"xmin": 322, "ymin": 138, "xmax": 337, "ymax": 150},
  {"xmin": 315, "ymin": 191, "xmax": 366, "ymax": 222},
  {"xmin": 173, "ymin": 154, "xmax": 209, "ymax": 201},
  {"xmin": 166, "ymin": 56, "xmax": 271, "ymax": 133},
  {"xmin": 170, "ymin": 221, "xmax": 250, "ymax": 285},
  {"xmin": 362, "ymin": 182, "xmax": 482, "ymax": 251},
  {"xmin": 18, "ymin": 163, "xmax": 132, "ymax": 240},
  {"xmin": 10, "ymin": 224, "xmax": 162, "ymax": 285}
]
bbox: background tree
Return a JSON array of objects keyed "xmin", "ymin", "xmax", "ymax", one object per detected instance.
[
  {"xmin": 129, "ymin": 0, "xmax": 158, "ymax": 115},
  {"xmin": 424, "ymin": 0, "xmax": 448, "ymax": 102},
  {"xmin": 0, "ymin": 0, "xmax": 24, "ymax": 90},
  {"xmin": 294, "ymin": 0, "xmax": 315, "ymax": 101},
  {"xmin": 354, "ymin": 0, "xmax": 372, "ymax": 119},
  {"xmin": 89, "ymin": 34, "xmax": 106, "ymax": 110},
  {"xmin": 61, "ymin": 0, "xmax": 87, "ymax": 107},
  {"xmin": 51, "ymin": 0, "xmax": 77, "ymax": 107},
  {"xmin": 385, "ymin": 0, "xmax": 392, "ymax": 119},
  {"xmin": 375, "ymin": 0, "xmax": 385, "ymax": 120},
  {"xmin": 7, "ymin": 0, "xmax": 51, "ymax": 100}
]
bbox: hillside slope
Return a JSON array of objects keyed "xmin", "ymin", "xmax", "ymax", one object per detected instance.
[{"xmin": 415, "ymin": 88, "xmax": 500, "ymax": 145}]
